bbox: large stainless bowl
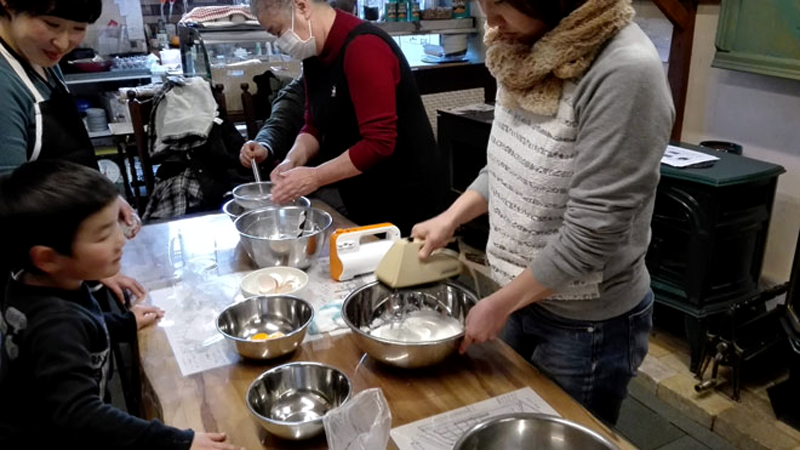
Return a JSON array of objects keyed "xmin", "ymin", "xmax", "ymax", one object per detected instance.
[
  {"xmin": 234, "ymin": 206, "xmax": 332, "ymax": 269},
  {"xmin": 342, "ymin": 280, "xmax": 478, "ymax": 368},
  {"xmin": 246, "ymin": 362, "xmax": 352, "ymax": 440},
  {"xmin": 223, "ymin": 195, "xmax": 311, "ymax": 222},
  {"xmin": 216, "ymin": 295, "xmax": 313, "ymax": 360},
  {"xmin": 452, "ymin": 413, "xmax": 618, "ymax": 450}
]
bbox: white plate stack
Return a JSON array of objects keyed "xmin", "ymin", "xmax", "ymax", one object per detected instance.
[{"xmin": 85, "ymin": 108, "xmax": 109, "ymax": 133}]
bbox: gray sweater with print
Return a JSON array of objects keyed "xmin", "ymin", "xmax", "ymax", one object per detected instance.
[{"xmin": 468, "ymin": 24, "xmax": 675, "ymax": 321}]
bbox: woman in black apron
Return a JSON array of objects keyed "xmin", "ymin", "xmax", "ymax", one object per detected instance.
[{"xmin": 0, "ymin": 0, "xmax": 143, "ymax": 304}]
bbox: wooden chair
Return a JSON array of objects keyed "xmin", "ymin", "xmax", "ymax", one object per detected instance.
[
  {"xmin": 126, "ymin": 82, "xmax": 228, "ymax": 215},
  {"xmin": 241, "ymin": 83, "xmax": 259, "ymax": 140},
  {"xmin": 241, "ymin": 82, "xmax": 271, "ymax": 140},
  {"xmin": 240, "ymin": 70, "xmax": 289, "ymax": 140},
  {"xmin": 126, "ymin": 92, "xmax": 156, "ymax": 215}
]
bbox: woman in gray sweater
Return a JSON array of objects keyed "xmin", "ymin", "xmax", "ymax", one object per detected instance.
[{"xmin": 413, "ymin": 0, "xmax": 674, "ymax": 424}]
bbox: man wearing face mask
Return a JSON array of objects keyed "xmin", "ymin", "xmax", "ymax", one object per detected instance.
[{"xmin": 243, "ymin": 0, "xmax": 449, "ymax": 234}]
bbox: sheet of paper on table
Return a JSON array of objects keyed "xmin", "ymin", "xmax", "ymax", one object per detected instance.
[
  {"xmin": 304, "ymin": 257, "xmax": 376, "ymax": 312},
  {"xmin": 147, "ymin": 257, "xmax": 376, "ymax": 377},
  {"xmin": 661, "ymin": 145, "xmax": 720, "ymax": 168},
  {"xmin": 390, "ymin": 387, "xmax": 560, "ymax": 450},
  {"xmin": 148, "ymin": 271, "xmax": 245, "ymax": 377}
]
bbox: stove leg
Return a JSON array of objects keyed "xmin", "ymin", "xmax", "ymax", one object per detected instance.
[
  {"xmin": 732, "ymin": 354, "xmax": 742, "ymax": 401},
  {"xmin": 685, "ymin": 315, "xmax": 708, "ymax": 373}
]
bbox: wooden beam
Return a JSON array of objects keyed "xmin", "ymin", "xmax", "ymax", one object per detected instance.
[
  {"xmin": 665, "ymin": 0, "xmax": 697, "ymax": 140},
  {"xmin": 653, "ymin": 0, "xmax": 691, "ymax": 30}
]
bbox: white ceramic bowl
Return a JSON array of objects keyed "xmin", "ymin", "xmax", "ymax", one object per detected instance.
[{"xmin": 241, "ymin": 267, "xmax": 309, "ymax": 298}]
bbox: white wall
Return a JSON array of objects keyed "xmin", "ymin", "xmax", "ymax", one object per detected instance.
[
  {"xmin": 681, "ymin": 5, "xmax": 800, "ymax": 281},
  {"xmin": 84, "ymin": 0, "xmax": 123, "ymax": 49}
]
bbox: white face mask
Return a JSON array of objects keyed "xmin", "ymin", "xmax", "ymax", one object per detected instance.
[{"xmin": 276, "ymin": 4, "xmax": 317, "ymax": 60}]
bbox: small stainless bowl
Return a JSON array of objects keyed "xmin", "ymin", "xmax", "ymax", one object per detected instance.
[
  {"xmin": 222, "ymin": 198, "xmax": 246, "ymax": 221},
  {"xmin": 246, "ymin": 362, "xmax": 352, "ymax": 440},
  {"xmin": 452, "ymin": 413, "xmax": 618, "ymax": 450},
  {"xmin": 223, "ymin": 195, "xmax": 311, "ymax": 222},
  {"xmin": 216, "ymin": 295, "xmax": 313, "ymax": 360},
  {"xmin": 234, "ymin": 206, "xmax": 333, "ymax": 269},
  {"xmin": 342, "ymin": 280, "xmax": 478, "ymax": 368},
  {"xmin": 233, "ymin": 181, "xmax": 275, "ymax": 210}
]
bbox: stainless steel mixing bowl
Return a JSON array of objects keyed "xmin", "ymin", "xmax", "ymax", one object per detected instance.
[
  {"xmin": 222, "ymin": 198, "xmax": 247, "ymax": 222},
  {"xmin": 452, "ymin": 413, "xmax": 618, "ymax": 450},
  {"xmin": 223, "ymin": 193, "xmax": 311, "ymax": 222},
  {"xmin": 216, "ymin": 295, "xmax": 314, "ymax": 360},
  {"xmin": 232, "ymin": 181, "xmax": 275, "ymax": 210},
  {"xmin": 342, "ymin": 280, "xmax": 478, "ymax": 368},
  {"xmin": 246, "ymin": 362, "xmax": 352, "ymax": 440},
  {"xmin": 234, "ymin": 206, "xmax": 332, "ymax": 269}
]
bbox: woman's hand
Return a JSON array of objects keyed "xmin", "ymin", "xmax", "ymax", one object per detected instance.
[
  {"xmin": 269, "ymin": 159, "xmax": 296, "ymax": 183},
  {"xmin": 190, "ymin": 432, "xmax": 238, "ymax": 450},
  {"xmin": 131, "ymin": 303, "xmax": 164, "ymax": 330},
  {"xmin": 458, "ymin": 269, "xmax": 553, "ymax": 354},
  {"xmin": 411, "ymin": 213, "xmax": 458, "ymax": 259},
  {"xmin": 239, "ymin": 141, "xmax": 269, "ymax": 168},
  {"xmin": 270, "ymin": 166, "xmax": 320, "ymax": 204},
  {"xmin": 458, "ymin": 295, "xmax": 512, "ymax": 354},
  {"xmin": 118, "ymin": 196, "xmax": 141, "ymax": 239},
  {"xmin": 100, "ymin": 273, "xmax": 146, "ymax": 306}
]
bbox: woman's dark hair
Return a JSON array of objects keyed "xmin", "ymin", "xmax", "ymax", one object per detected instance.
[
  {"xmin": 0, "ymin": 0, "xmax": 102, "ymax": 24},
  {"xmin": 0, "ymin": 160, "xmax": 119, "ymax": 271},
  {"xmin": 504, "ymin": 0, "xmax": 584, "ymax": 27}
]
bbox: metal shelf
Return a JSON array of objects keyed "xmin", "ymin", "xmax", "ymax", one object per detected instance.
[
  {"xmin": 374, "ymin": 18, "xmax": 477, "ymax": 36},
  {"xmin": 64, "ymin": 69, "xmax": 151, "ymax": 85}
]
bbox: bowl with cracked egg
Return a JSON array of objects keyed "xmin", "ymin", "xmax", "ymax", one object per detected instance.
[{"xmin": 216, "ymin": 295, "xmax": 314, "ymax": 360}]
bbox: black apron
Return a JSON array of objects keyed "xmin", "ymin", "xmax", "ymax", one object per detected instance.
[
  {"xmin": 0, "ymin": 39, "xmax": 98, "ymax": 169},
  {"xmin": 0, "ymin": 40, "xmax": 99, "ymax": 303},
  {"xmin": 303, "ymin": 23, "xmax": 449, "ymax": 235}
]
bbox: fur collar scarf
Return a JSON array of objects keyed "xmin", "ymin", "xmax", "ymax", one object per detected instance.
[{"xmin": 485, "ymin": 0, "xmax": 635, "ymax": 116}]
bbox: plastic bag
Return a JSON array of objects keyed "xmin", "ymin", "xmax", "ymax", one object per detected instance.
[{"xmin": 323, "ymin": 388, "xmax": 392, "ymax": 450}]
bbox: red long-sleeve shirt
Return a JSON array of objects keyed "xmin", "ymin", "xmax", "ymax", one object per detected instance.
[{"xmin": 301, "ymin": 10, "xmax": 401, "ymax": 171}]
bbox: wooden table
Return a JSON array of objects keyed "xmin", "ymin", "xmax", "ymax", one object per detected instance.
[{"xmin": 123, "ymin": 203, "xmax": 632, "ymax": 449}]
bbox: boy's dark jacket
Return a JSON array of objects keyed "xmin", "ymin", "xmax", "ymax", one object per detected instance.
[{"xmin": 0, "ymin": 277, "xmax": 193, "ymax": 449}]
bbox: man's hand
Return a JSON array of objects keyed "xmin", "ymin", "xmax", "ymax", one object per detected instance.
[{"xmin": 239, "ymin": 141, "xmax": 269, "ymax": 168}]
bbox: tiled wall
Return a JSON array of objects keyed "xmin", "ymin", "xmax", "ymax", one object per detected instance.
[{"xmin": 421, "ymin": 88, "xmax": 485, "ymax": 138}]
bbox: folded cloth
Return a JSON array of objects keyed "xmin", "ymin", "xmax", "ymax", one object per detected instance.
[
  {"xmin": 308, "ymin": 303, "xmax": 348, "ymax": 335},
  {"xmin": 180, "ymin": 6, "xmax": 256, "ymax": 24},
  {"xmin": 153, "ymin": 77, "xmax": 218, "ymax": 154}
]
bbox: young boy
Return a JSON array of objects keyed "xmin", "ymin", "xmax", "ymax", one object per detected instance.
[{"xmin": 0, "ymin": 161, "xmax": 235, "ymax": 449}]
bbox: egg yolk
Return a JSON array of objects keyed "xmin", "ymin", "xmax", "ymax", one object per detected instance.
[{"xmin": 250, "ymin": 331, "xmax": 286, "ymax": 341}]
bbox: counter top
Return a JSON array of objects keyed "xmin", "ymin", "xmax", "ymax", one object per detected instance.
[{"xmin": 123, "ymin": 202, "xmax": 631, "ymax": 449}]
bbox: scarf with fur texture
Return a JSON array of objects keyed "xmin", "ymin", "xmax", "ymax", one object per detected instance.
[{"xmin": 485, "ymin": 0, "xmax": 635, "ymax": 116}]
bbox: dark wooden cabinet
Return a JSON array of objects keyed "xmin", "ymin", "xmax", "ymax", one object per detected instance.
[{"xmin": 437, "ymin": 107, "xmax": 493, "ymax": 249}]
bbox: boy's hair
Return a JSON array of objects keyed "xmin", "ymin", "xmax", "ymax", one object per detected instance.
[
  {"xmin": 0, "ymin": 161, "xmax": 119, "ymax": 271},
  {"xmin": 0, "ymin": 0, "xmax": 102, "ymax": 24}
]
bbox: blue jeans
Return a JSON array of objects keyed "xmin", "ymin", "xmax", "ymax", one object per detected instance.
[{"xmin": 501, "ymin": 291, "xmax": 654, "ymax": 425}]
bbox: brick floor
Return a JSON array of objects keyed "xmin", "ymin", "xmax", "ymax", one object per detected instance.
[{"xmin": 633, "ymin": 326, "xmax": 800, "ymax": 450}]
